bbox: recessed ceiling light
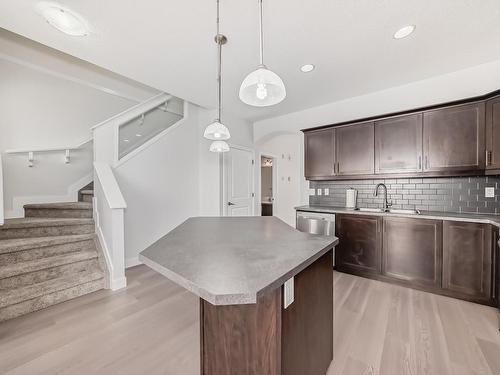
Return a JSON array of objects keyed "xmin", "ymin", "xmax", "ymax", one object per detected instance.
[
  {"xmin": 135, "ymin": 134, "xmax": 142, "ymax": 137},
  {"xmin": 393, "ymin": 25, "xmax": 416, "ymax": 39},
  {"xmin": 123, "ymin": 139, "xmax": 130, "ymax": 143},
  {"xmin": 300, "ymin": 64, "xmax": 315, "ymax": 73},
  {"xmin": 36, "ymin": 2, "xmax": 90, "ymax": 36}
]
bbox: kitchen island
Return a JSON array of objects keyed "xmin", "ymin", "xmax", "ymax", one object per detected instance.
[{"xmin": 139, "ymin": 216, "xmax": 338, "ymax": 375}]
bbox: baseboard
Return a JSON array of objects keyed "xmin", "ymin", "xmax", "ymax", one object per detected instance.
[
  {"xmin": 126, "ymin": 256, "xmax": 142, "ymax": 268},
  {"xmin": 109, "ymin": 276, "xmax": 127, "ymax": 291}
]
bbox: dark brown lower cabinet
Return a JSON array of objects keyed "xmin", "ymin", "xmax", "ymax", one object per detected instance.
[
  {"xmin": 382, "ymin": 217, "xmax": 442, "ymax": 288},
  {"xmin": 443, "ymin": 221, "xmax": 493, "ymax": 302},
  {"xmin": 335, "ymin": 213, "xmax": 497, "ymax": 306},
  {"xmin": 335, "ymin": 214, "xmax": 382, "ymax": 275}
]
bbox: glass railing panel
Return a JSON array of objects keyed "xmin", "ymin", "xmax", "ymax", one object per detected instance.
[{"xmin": 118, "ymin": 97, "xmax": 184, "ymax": 159}]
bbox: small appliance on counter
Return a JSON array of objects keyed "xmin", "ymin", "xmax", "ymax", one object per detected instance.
[{"xmin": 346, "ymin": 188, "xmax": 358, "ymax": 209}]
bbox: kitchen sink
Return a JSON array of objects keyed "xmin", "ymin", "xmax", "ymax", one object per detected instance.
[
  {"xmin": 355, "ymin": 207, "xmax": 385, "ymax": 213},
  {"xmin": 355, "ymin": 207, "xmax": 421, "ymax": 215}
]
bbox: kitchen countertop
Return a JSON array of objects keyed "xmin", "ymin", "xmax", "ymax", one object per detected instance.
[
  {"xmin": 139, "ymin": 216, "xmax": 338, "ymax": 305},
  {"xmin": 295, "ymin": 205, "xmax": 500, "ymax": 228}
]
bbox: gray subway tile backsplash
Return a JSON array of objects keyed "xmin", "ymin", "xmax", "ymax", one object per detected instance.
[{"xmin": 309, "ymin": 176, "xmax": 500, "ymax": 215}]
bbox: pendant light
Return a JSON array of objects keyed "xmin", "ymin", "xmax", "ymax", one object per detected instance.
[
  {"xmin": 204, "ymin": 0, "xmax": 230, "ymax": 152},
  {"xmin": 239, "ymin": 0, "xmax": 286, "ymax": 107}
]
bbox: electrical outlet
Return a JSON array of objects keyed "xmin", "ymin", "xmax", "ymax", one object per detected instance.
[
  {"xmin": 485, "ymin": 187, "xmax": 495, "ymax": 198},
  {"xmin": 323, "ymin": 188, "xmax": 330, "ymax": 195},
  {"xmin": 309, "ymin": 188, "xmax": 316, "ymax": 195},
  {"xmin": 284, "ymin": 277, "xmax": 294, "ymax": 309},
  {"xmin": 317, "ymin": 189, "xmax": 322, "ymax": 196}
]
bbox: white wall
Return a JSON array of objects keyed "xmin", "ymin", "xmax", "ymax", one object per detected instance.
[
  {"xmin": 253, "ymin": 59, "xmax": 500, "ymax": 224},
  {"xmin": 114, "ymin": 103, "xmax": 202, "ymax": 265},
  {"xmin": 0, "ymin": 59, "xmax": 139, "ymax": 217}
]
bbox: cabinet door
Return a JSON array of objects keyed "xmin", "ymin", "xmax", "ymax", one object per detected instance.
[
  {"xmin": 304, "ymin": 129, "xmax": 335, "ymax": 178},
  {"xmin": 486, "ymin": 96, "xmax": 500, "ymax": 170},
  {"xmin": 335, "ymin": 214, "xmax": 382, "ymax": 275},
  {"xmin": 336, "ymin": 122, "xmax": 374, "ymax": 175},
  {"xmin": 423, "ymin": 103, "xmax": 485, "ymax": 172},
  {"xmin": 382, "ymin": 217, "xmax": 442, "ymax": 288},
  {"xmin": 443, "ymin": 221, "xmax": 492, "ymax": 301},
  {"xmin": 375, "ymin": 114, "xmax": 423, "ymax": 174}
]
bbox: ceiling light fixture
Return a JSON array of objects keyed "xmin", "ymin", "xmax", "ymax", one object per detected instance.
[
  {"xmin": 393, "ymin": 25, "xmax": 416, "ymax": 39},
  {"xmin": 36, "ymin": 2, "xmax": 90, "ymax": 36},
  {"xmin": 203, "ymin": 0, "xmax": 231, "ymax": 152},
  {"xmin": 239, "ymin": 0, "xmax": 286, "ymax": 107},
  {"xmin": 300, "ymin": 64, "xmax": 315, "ymax": 73}
]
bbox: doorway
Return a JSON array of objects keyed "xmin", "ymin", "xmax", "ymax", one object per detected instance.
[
  {"xmin": 260, "ymin": 155, "xmax": 275, "ymax": 216},
  {"xmin": 222, "ymin": 145, "xmax": 255, "ymax": 216}
]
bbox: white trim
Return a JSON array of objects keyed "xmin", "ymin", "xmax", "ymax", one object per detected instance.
[
  {"xmin": 257, "ymin": 152, "xmax": 278, "ymax": 216},
  {"xmin": 5, "ymin": 139, "xmax": 92, "ymax": 154},
  {"xmin": 0, "ymin": 153, "xmax": 4, "ymax": 225},
  {"xmin": 222, "ymin": 144, "xmax": 256, "ymax": 217},
  {"xmin": 93, "ymin": 162, "xmax": 126, "ymax": 209},
  {"xmin": 0, "ymin": 54, "xmax": 152, "ymax": 104},
  {"xmin": 94, "ymin": 209, "xmax": 127, "ymax": 290},
  {"xmin": 92, "ymin": 93, "xmax": 171, "ymax": 130},
  {"xmin": 126, "ymin": 256, "xmax": 142, "ymax": 268},
  {"xmin": 115, "ymin": 101, "xmax": 189, "ymax": 167}
]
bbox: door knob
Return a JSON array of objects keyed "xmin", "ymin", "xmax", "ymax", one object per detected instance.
[{"xmin": 228, "ymin": 202, "xmax": 236, "ymax": 206}]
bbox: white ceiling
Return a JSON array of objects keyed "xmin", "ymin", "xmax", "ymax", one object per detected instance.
[{"xmin": 1, "ymin": 0, "xmax": 500, "ymax": 122}]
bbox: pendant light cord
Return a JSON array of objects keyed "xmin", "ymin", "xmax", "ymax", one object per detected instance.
[
  {"xmin": 216, "ymin": 0, "xmax": 222, "ymax": 121},
  {"xmin": 259, "ymin": 0, "xmax": 264, "ymax": 66}
]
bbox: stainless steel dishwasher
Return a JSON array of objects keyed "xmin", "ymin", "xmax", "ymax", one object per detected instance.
[{"xmin": 296, "ymin": 211, "xmax": 335, "ymax": 236}]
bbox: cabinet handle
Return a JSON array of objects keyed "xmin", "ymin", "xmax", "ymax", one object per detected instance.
[
  {"xmin": 337, "ymin": 162, "xmax": 340, "ymax": 174},
  {"xmin": 425, "ymin": 156, "xmax": 428, "ymax": 170},
  {"xmin": 418, "ymin": 156, "xmax": 422, "ymax": 170}
]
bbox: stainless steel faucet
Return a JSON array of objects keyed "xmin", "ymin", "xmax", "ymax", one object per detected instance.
[{"xmin": 373, "ymin": 183, "xmax": 392, "ymax": 211}]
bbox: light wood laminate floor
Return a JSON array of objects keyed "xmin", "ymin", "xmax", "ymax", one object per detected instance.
[{"xmin": 0, "ymin": 265, "xmax": 499, "ymax": 375}]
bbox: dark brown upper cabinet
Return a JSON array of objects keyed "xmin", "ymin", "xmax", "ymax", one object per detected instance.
[
  {"xmin": 375, "ymin": 114, "xmax": 423, "ymax": 174},
  {"xmin": 443, "ymin": 221, "xmax": 492, "ymax": 302},
  {"xmin": 423, "ymin": 102, "xmax": 485, "ymax": 172},
  {"xmin": 486, "ymin": 96, "xmax": 500, "ymax": 171},
  {"xmin": 304, "ymin": 128, "xmax": 335, "ymax": 179},
  {"xmin": 335, "ymin": 122, "xmax": 374, "ymax": 175},
  {"xmin": 382, "ymin": 217, "xmax": 442, "ymax": 288},
  {"xmin": 335, "ymin": 214, "xmax": 382, "ymax": 275}
]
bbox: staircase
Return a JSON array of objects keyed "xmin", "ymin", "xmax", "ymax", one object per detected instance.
[{"xmin": 0, "ymin": 184, "xmax": 106, "ymax": 322}]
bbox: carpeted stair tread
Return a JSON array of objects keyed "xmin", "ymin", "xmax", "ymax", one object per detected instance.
[
  {"xmin": 0, "ymin": 277, "xmax": 105, "ymax": 321},
  {"xmin": 0, "ymin": 217, "xmax": 94, "ymax": 229},
  {"xmin": 24, "ymin": 202, "xmax": 92, "ymax": 210},
  {"xmin": 0, "ymin": 234, "xmax": 95, "ymax": 255},
  {"xmin": 0, "ymin": 250, "xmax": 98, "ymax": 279},
  {"xmin": 80, "ymin": 190, "xmax": 94, "ymax": 195},
  {"xmin": 0, "ymin": 268, "xmax": 103, "ymax": 308}
]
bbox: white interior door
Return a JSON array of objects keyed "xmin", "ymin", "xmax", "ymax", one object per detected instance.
[{"xmin": 224, "ymin": 146, "xmax": 255, "ymax": 216}]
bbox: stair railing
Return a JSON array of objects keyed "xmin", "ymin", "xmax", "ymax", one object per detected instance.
[
  {"xmin": 0, "ymin": 153, "xmax": 4, "ymax": 225},
  {"xmin": 92, "ymin": 92, "xmax": 182, "ymax": 290},
  {"xmin": 93, "ymin": 162, "xmax": 127, "ymax": 290}
]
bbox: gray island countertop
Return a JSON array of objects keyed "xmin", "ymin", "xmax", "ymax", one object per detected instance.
[{"xmin": 139, "ymin": 216, "xmax": 338, "ymax": 305}]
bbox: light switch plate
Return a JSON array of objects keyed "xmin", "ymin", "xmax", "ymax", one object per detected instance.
[
  {"xmin": 485, "ymin": 187, "xmax": 495, "ymax": 198},
  {"xmin": 284, "ymin": 277, "xmax": 294, "ymax": 309},
  {"xmin": 317, "ymin": 189, "xmax": 322, "ymax": 196},
  {"xmin": 324, "ymin": 188, "xmax": 330, "ymax": 195}
]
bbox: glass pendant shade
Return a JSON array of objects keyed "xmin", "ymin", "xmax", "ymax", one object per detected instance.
[
  {"xmin": 239, "ymin": 66, "xmax": 286, "ymax": 107},
  {"xmin": 209, "ymin": 140, "xmax": 230, "ymax": 153},
  {"xmin": 203, "ymin": 120, "xmax": 231, "ymax": 141}
]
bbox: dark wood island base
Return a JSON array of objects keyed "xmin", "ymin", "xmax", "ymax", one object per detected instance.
[{"xmin": 200, "ymin": 250, "xmax": 334, "ymax": 375}]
